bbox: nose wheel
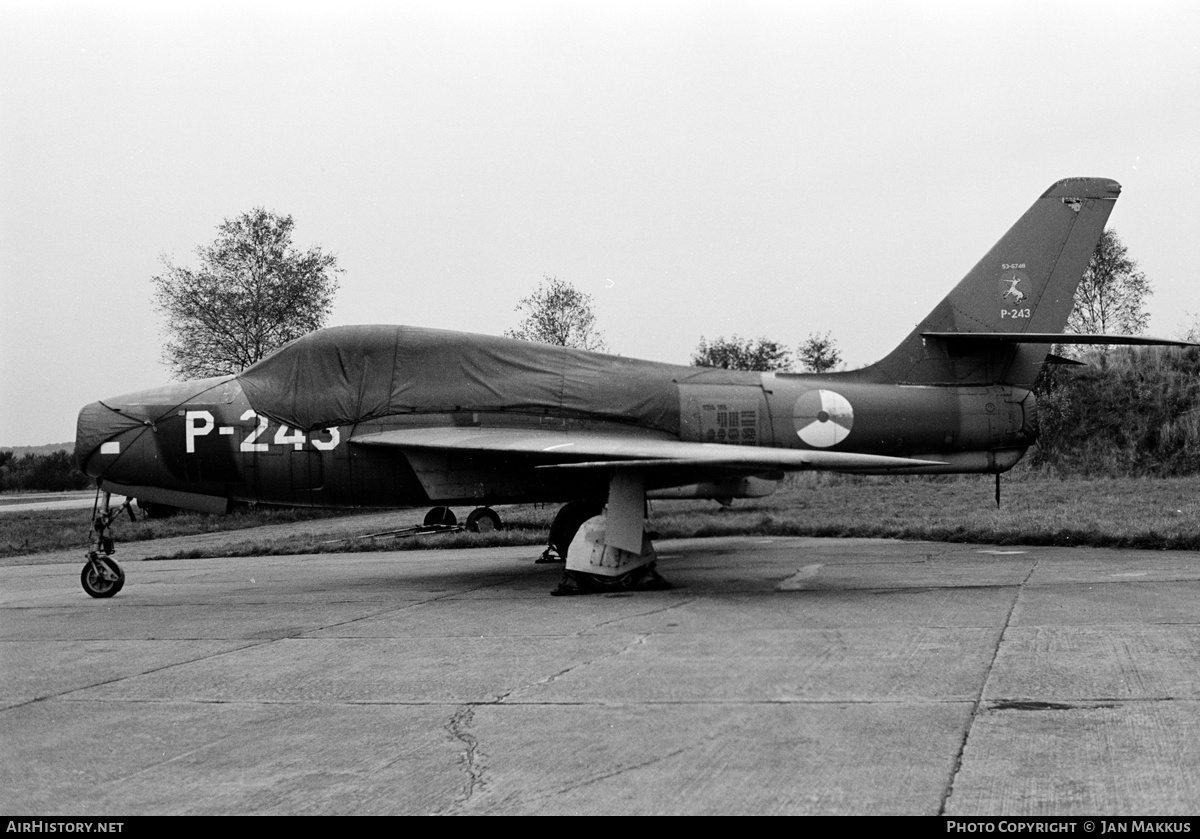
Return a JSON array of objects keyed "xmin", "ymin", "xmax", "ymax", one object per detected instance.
[
  {"xmin": 81, "ymin": 553, "xmax": 125, "ymax": 598},
  {"xmin": 80, "ymin": 492, "xmax": 134, "ymax": 598}
]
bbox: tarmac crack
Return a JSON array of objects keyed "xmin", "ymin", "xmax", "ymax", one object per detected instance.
[
  {"xmin": 442, "ymin": 705, "xmax": 487, "ymax": 812},
  {"xmin": 938, "ymin": 558, "xmax": 1039, "ymax": 815},
  {"xmin": 528, "ymin": 634, "xmax": 650, "ymax": 695},
  {"xmin": 50, "ymin": 695, "xmax": 980, "ymax": 707},
  {"xmin": 7, "ymin": 639, "xmax": 275, "ymax": 710}
]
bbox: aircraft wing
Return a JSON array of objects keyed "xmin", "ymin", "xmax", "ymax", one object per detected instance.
[{"xmin": 351, "ymin": 427, "xmax": 943, "ymax": 472}]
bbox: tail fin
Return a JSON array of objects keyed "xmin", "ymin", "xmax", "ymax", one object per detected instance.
[{"xmin": 860, "ymin": 177, "xmax": 1121, "ymax": 387}]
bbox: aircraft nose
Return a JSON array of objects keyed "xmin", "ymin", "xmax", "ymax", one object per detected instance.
[{"xmin": 74, "ymin": 399, "xmax": 151, "ymax": 477}]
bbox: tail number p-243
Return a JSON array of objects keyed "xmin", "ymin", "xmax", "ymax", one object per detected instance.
[{"xmin": 184, "ymin": 410, "xmax": 340, "ymax": 453}]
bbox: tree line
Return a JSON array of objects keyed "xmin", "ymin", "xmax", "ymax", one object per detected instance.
[
  {"xmin": 1032, "ymin": 346, "xmax": 1200, "ymax": 476},
  {"xmin": 504, "ymin": 275, "xmax": 845, "ymax": 372},
  {"xmin": 0, "ymin": 450, "xmax": 91, "ymax": 493}
]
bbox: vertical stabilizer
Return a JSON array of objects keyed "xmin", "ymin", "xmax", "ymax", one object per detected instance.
[{"xmin": 859, "ymin": 177, "xmax": 1121, "ymax": 387}]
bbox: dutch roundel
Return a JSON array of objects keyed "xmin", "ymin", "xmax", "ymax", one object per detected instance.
[{"xmin": 793, "ymin": 389, "xmax": 854, "ymax": 448}]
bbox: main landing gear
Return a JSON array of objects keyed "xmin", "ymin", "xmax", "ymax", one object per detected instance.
[
  {"xmin": 81, "ymin": 493, "xmax": 135, "ymax": 598},
  {"xmin": 543, "ymin": 471, "xmax": 671, "ymax": 596},
  {"xmin": 423, "ymin": 506, "xmax": 504, "ymax": 533},
  {"xmin": 547, "ymin": 509, "xmax": 671, "ymax": 596}
]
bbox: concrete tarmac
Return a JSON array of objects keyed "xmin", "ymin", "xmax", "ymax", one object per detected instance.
[{"xmin": 3, "ymin": 536, "xmax": 1200, "ymax": 815}]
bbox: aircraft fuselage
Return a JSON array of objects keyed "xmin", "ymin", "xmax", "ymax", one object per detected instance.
[{"xmin": 77, "ymin": 371, "xmax": 1034, "ymax": 512}]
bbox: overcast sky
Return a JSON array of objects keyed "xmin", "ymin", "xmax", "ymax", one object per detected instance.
[{"xmin": 2, "ymin": 0, "xmax": 1198, "ymax": 447}]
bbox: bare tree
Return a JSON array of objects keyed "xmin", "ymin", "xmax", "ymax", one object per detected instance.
[
  {"xmin": 1067, "ymin": 228, "xmax": 1151, "ymax": 335},
  {"xmin": 152, "ymin": 209, "xmax": 341, "ymax": 380},
  {"xmin": 1177, "ymin": 312, "xmax": 1200, "ymax": 343},
  {"xmin": 691, "ymin": 336, "xmax": 792, "ymax": 371},
  {"xmin": 797, "ymin": 331, "xmax": 842, "ymax": 373},
  {"xmin": 504, "ymin": 275, "xmax": 607, "ymax": 351}
]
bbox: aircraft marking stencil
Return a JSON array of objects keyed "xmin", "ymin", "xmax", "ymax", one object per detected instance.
[
  {"xmin": 999, "ymin": 263, "xmax": 1031, "ymax": 319},
  {"xmin": 793, "ymin": 390, "xmax": 853, "ymax": 447},
  {"xmin": 699, "ymin": 401, "xmax": 758, "ymax": 444}
]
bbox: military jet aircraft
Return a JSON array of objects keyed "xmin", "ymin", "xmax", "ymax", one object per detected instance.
[{"xmin": 75, "ymin": 177, "xmax": 1189, "ymax": 598}]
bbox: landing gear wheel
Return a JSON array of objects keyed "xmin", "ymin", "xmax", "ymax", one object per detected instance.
[
  {"xmin": 466, "ymin": 507, "xmax": 502, "ymax": 533},
  {"xmin": 538, "ymin": 499, "xmax": 604, "ymax": 563},
  {"xmin": 423, "ymin": 506, "xmax": 457, "ymax": 527},
  {"xmin": 81, "ymin": 555, "xmax": 125, "ymax": 598}
]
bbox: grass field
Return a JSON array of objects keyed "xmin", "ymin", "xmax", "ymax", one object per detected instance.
[
  {"xmin": 5, "ymin": 472, "xmax": 1200, "ymax": 561},
  {"xmin": 0, "ymin": 504, "xmax": 354, "ymax": 559}
]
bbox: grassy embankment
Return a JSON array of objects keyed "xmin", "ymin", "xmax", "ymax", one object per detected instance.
[{"xmin": 6, "ymin": 471, "xmax": 1200, "ymax": 562}]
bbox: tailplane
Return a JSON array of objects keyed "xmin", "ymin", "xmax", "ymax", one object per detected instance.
[{"xmin": 860, "ymin": 177, "xmax": 1122, "ymax": 387}]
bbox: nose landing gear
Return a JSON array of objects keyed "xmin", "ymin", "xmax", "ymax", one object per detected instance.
[{"xmin": 80, "ymin": 493, "xmax": 135, "ymax": 598}]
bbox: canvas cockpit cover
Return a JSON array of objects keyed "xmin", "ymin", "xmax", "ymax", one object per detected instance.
[{"xmin": 236, "ymin": 325, "xmax": 745, "ymax": 433}]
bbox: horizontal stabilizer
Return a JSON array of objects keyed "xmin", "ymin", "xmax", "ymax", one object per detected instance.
[{"xmin": 922, "ymin": 331, "xmax": 1197, "ymax": 347}]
